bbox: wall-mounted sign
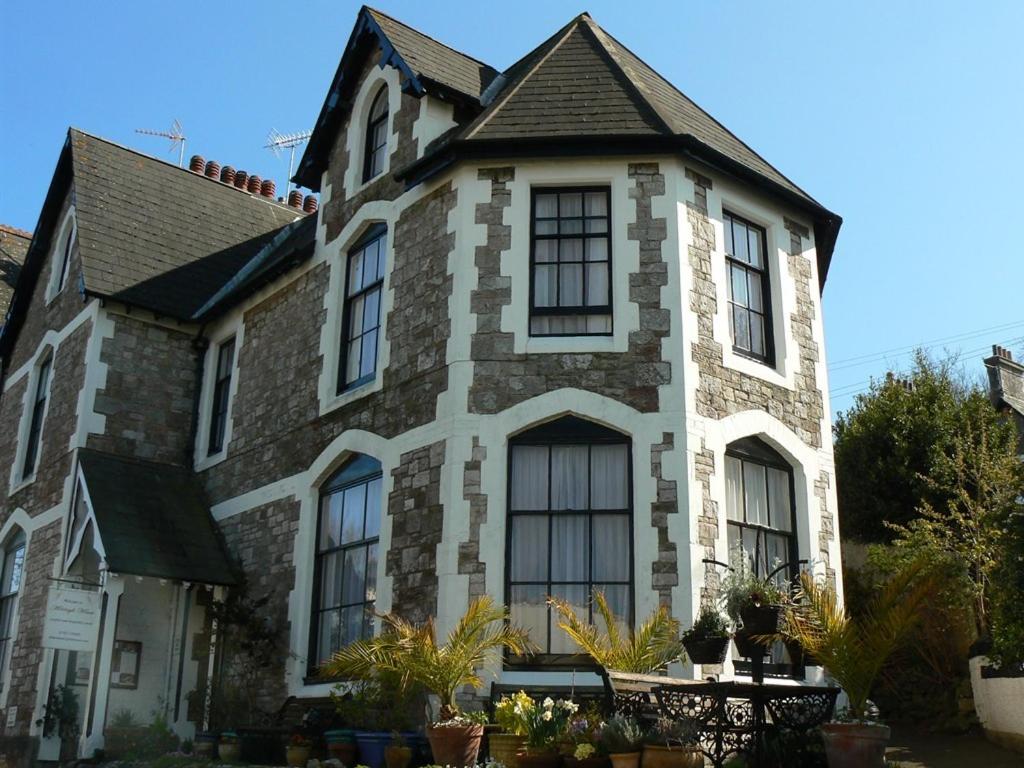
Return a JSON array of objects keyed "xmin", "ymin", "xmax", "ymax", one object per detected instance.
[
  {"xmin": 41, "ymin": 586, "xmax": 101, "ymax": 651},
  {"xmin": 110, "ymin": 640, "xmax": 141, "ymax": 689}
]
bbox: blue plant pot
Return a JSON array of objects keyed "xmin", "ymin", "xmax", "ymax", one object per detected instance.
[{"xmin": 355, "ymin": 731, "xmax": 392, "ymax": 768}]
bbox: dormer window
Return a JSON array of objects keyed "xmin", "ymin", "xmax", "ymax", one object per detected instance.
[
  {"xmin": 46, "ymin": 212, "xmax": 76, "ymax": 301},
  {"xmin": 363, "ymin": 87, "xmax": 389, "ymax": 182}
]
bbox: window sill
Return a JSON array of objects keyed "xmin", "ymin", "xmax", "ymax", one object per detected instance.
[
  {"xmin": 321, "ymin": 376, "xmax": 380, "ymax": 416},
  {"xmin": 194, "ymin": 447, "xmax": 228, "ymax": 473},
  {"xmin": 721, "ymin": 347, "xmax": 794, "ymax": 391},
  {"xmin": 9, "ymin": 472, "xmax": 36, "ymax": 497},
  {"xmin": 521, "ymin": 335, "xmax": 621, "ymax": 355}
]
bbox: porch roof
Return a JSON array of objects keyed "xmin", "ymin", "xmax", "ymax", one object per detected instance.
[{"xmin": 78, "ymin": 448, "xmax": 238, "ymax": 586}]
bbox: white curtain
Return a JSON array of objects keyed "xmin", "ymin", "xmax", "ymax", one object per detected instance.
[
  {"xmin": 551, "ymin": 445, "xmax": 588, "ymax": 510},
  {"xmin": 767, "ymin": 467, "xmax": 791, "ymax": 531},
  {"xmin": 743, "ymin": 461, "xmax": 768, "ymax": 526},
  {"xmin": 591, "ymin": 444, "xmax": 627, "ymax": 509},
  {"xmin": 552, "ymin": 516, "xmax": 587, "ymax": 581},
  {"xmin": 510, "ymin": 516, "xmax": 548, "ymax": 580},
  {"xmin": 592, "ymin": 515, "xmax": 629, "ymax": 580},
  {"xmin": 511, "ymin": 445, "xmax": 549, "ymax": 510},
  {"xmin": 725, "ymin": 456, "xmax": 743, "ymax": 521}
]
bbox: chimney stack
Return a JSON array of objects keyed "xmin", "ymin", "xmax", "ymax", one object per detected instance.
[
  {"xmin": 303, "ymin": 195, "xmax": 318, "ymax": 214},
  {"xmin": 189, "ymin": 155, "xmax": 206, "ymax": 174}
]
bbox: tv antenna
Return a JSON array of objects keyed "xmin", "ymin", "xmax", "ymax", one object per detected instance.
[
  {"xmin": 264, "ymin": 129, "xmax": 312, "ymax": 194},
  {"xmin": 135, "ymin": 120, "xmax": 187, "ymax": 167}
]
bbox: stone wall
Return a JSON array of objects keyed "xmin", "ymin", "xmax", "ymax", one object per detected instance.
[
  {"xmin": 458, "ymin": 437, "xmax": 487, "ymax": 601},
  {"xmin": 650, "ymin": 433, "xmax": 679, "ymax": 608},
  {"xmin": 686, "ymin": 169, "xmax": 825, "ymax": 449},
  {"xmin": 468, "ymin": 163, "xmax": 671, "ymax": 414},
  {"xmin": 815, "ymin": 470, "xmax": 836, "ymax": 585},
  {"xmin": 387, "ymin": 440, "xmax": 445, "ymax": 622},
  {"xmin": 694, "ymin": 440, "xmax": 720, "ymax": 599},
  {"xmin": 87, "ymin": 314, "xmax": 197, "ymax": 466},
  {"xmin": 217, "ymin": 499, "xmax": 300, "ymax": 716}
]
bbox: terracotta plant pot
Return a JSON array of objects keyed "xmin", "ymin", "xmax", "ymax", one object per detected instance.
[
  {"xmin": 641, "ymin": 744, "xmax": 703, "ymax": 768},
  {"xmin": 427, "ymin": 723, "xmax": 485, "ymax": 768},
  {"xmin": 194, "ymin": 733, "xmax": 218, "ymax": 760},
  {"xmin": 328, "ymin": 740, "xmax": 358, "ymax": 764},
  {"xmin": 517, "ymin": 750, "xmax": 563, "ymax": 768},
  {"xmin": 287, "ymin": 745, "xmax": 312, "ymax": 766},
  {"xmin": 565, "ymin": 756, "xmax": 611, "ymax": 768},
  {"xmin": 820, "ymin": 722, "xmax": 891, "ymax": 768},
  {"xmin": 683, "ymin": 635, "xmax": 730, "ymax": 665},
  {"xmin": 218, "ymin": 742, "xmax": 241, "ymax": 763},
  {"xmin": 385, "ymin": 745, "xmax": 413, "ymax": 768},
  {"xmin": 489, "ymin": 733, "xmax": 527, "ymax": 768},
  {"xmin": 608, "ymin": 752, "xmax": 642, "ymax": 768}
]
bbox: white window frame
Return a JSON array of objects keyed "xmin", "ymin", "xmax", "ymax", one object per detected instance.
[
  {"xmin": 194, "ymin": 320, "xmax": 244, "ymax": 471},
  {"xmin": 10, "ymin": 348, "xmax": 55, "ymax": 493},
  {"xmin": 0, "ymin": 529, "xmax": 27, "ymax": 700},
  {"xmin": 341, "ymin": 65, "xmax": 401, "ymax": 198},
  {"xmin": 45, "ymin": 208, "xmax": 77, "ymax": 304}
]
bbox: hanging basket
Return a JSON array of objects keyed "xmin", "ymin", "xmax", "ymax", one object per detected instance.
[{"xmin": 682, "ymin": 635, "xmax": 730, "ymax": 665}]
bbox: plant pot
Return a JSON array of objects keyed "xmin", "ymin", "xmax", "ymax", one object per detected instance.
[
  {"xmin": 517, "ymin": 750, "xmax": 563, "ymax": 768},
  {"xmin": 427, "ymin": 723, "xmax": 484, "ymax": 768},
  {"xmin": 739, "ymin": 603, "xmax": 783, "ymax": 635},
  {"xmin": 641, "ymin": 744, "xmax": 703, "ymax": 768},
  {"xmin": 218, "ymin": 742, "xmax": 241, "ymax": 763},
  {"xmin": 287, "ymin": 744, "xmax": 312, "ymax": 766},
  {"xmin": 733, "ymin": 629, "xmax": 769, "ymax": 659},
  {"xmin": 194, "ymin": 732, "xmax": 218, "ymax": 759},
  {"xmin": 683, "ymin": 634, "xmax": 730, "ymax": 665},
  {"xmin": 489, "ymin": 733, "xmax": 526, "ymax": 768},
  {"xmin": 356, "ymin": 731, "xmax": 394, "ymax": 768},
  {"xmin": 820, "ymin": 722, "xmax": 890, "ymax": 768},
  {"xmin": 386, "ymin": 745, "xmax": 413, "ymax": 768},
  {"xmin": 328, "ymin": 740, "xmax": 358, "ymax": 763},
  {"xmin": 565, "ymin": 757, "xmax": 611, "ymax": 768},
  {"xmin": 239, "ymin": 727, "xmax": 287, "ymax": 764},
  {"xmin": 608, "ymin": 752, "xmax": 642, "ymax": 768}
]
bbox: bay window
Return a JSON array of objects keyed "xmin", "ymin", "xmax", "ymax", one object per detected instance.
[{"xmin": 507, "ymin": 417, "xmax": 632, "ymax": 664}]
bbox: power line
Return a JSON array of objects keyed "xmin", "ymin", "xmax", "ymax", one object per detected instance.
[{"xmin": 828, "ymin": 319, "xmax": 1024, "ymax": 372}]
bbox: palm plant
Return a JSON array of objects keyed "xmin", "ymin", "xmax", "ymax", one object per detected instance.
[
  {"xmin": 319, "ymin": 596, "xmax": 535, "ymax": 721},
  {"xmin": 548, "ymin": 590, "xmax": 683, "ymax": 673},
  {"xmin": 772, "ymin": 560, "xmax": 936, "ymax": 721}
]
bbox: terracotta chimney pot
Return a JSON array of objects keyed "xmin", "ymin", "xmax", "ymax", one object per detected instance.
[
  {"xmin": 303, "ymin": 195, "xmax": 318, "ymax": 214},
  {"xmin": 247, "ymin": 175, "xmax": 262, "ymax": 194},
  {"xmin": 204, "ymin": 160, "xmax": 221, "ymax": 179},
  {"xmin": 260, "ymin": 179, "xmax": 276, "ymax": 198},
  {"xmin": 287, "ymin": 190, "xmax": 303, "ymax": 208},
  {"xmin": 220, "ymin": 165, "xmax": 236, "ymax": 185},
  {"xmin": 234, "ymin": 170, "xmax": 248, "ymax": 189},
  {"xmin": 189, "ymin": 155, "xmax": 206, "ymax": 173}
]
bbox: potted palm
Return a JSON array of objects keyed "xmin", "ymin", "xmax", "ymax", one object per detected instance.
[
  {"xmin": 640, "ymin": 717, "xmax": 702, "ymax": 768},
  {"xmin": 491, "ymin": 691, "xmax": 533, "ymax": 768},
  {"xmin": 548, "ymin": 590, "xmax": 683, "ymax": 673},
  {"xmin": 681, "ymin": 604, "xmax": 731, "ymax": 666},
  {"xmin": 320, "ymin": 595, "xmax": 534, "ymax": 768},
  {"xmin": 598, "ymin": 716, "xmax": 644, "ymax": 768},
  {"xmin": 516, "ymin": 696, "xmax": 578, "ymax": 768},
  {"xmin": 771, "ymin": 561, "xmax": 936, "ymax": 768}
]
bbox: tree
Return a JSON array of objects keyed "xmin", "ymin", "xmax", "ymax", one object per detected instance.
[{"xmin": 833, "ymin": 351, "xmax": 964, "ymax": 542}]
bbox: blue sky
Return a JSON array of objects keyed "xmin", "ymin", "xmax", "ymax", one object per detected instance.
[{"xmin": 2, "ymin": 1, "xmax": 1022, "ymax": 417}]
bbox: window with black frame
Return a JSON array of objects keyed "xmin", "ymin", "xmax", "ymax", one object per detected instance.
[
  {"xmin": 530, "ymin": 188, "xmax": 612, "ymax": 336},
  {"xmin": 22, "ymin": 355, "xmax": 52, "ymax": 479},
  {"xmin": 363, "ymin": 86, "xmax": 389, "ymax": 182},
  {"xmin": 339, "ymin": 227, "xmax": 386, "ymax": 392},
  {"xmin": 506, "ymin": 416, "xmax": 632, "ymax": 665},
  {"xmin": 0, "ymin": 531, "xmax": 26, "ymax": 692},
  {"xmin": 724, "ymin": 212, "xmax": 773, "ymax": 364},
  {"xmin": 725, "ymin": 437, "xmax": 799, "ymax": 674},
  {"xmin": 310, "ymin": 454, "xmax": 382, "ymax": 672},
  {"xmin": 207, "ymin": 337, "xmax": 235, "ymax": 455}
]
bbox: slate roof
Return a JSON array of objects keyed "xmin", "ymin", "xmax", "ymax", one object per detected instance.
[
  {"xmin": 78, "ymin": 448, "xmax": 237, "ymax": 586},
  {"xmin": 70, "ymin": 129, "xmax": 302, "ymax": 319},
  {"xmin": 0, "ymin": 225, "xmax": 30, "ymax": 323}
]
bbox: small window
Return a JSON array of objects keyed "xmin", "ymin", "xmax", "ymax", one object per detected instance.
[
  {"xmin": 506, "ymin": 416, "xmax": 632, "ymax": 663},
  {"xmin": 22, "ymin": 355, "xmax": 52, "ymax": 479},
  {"xmin": 530, "ymin": 188, "xmax": 612, "ymax": 336},
  {"xmin": 363, "ymin": 87, "xmax": 389, "ymax": 182},
  {"xmin": 338, "ymin": 227, "xmax": 386, "ymax": 393},
  {"xmin": 207, "ymin": 337, "xmax": 236, "ymax": 455},
  {"xmin": 47, "ymin": 215, "xmax": 76, "ymax": 300},
  {"xmin": 310, "ymin": 454, "xmax": 382, "ymax": 671},
  {"xmin": 0, "ymin": 531, "xmax": 26, "ymax": 691},
  {"xmin": 724, "ymin": 212, "xmax": 773, "ymax": 364}
]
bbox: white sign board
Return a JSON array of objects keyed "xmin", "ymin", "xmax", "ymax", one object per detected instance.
[{"xmin": 41, "ymin": 586, "xmax": 101, "ymax": 651}]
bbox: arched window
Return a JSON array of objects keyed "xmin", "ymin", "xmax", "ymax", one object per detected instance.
[
  {"xmin": 310, "ymin": 454, "xmax": 383, "ymax": 671},
  {"xmin": 506, "ymin": 416, "xmax": 632, "ymax": 662},
  {"xmin": 724, "ymin": 437, "xmax": 796, "ymax": 582},
  {"xmin": 363, "ymin": 86, "xmax": 389, "ymax": 182},
  {"xmin": 22, "ymin": 352, "xmax": 53, "ymax": 480},
  {"xmin": 0, "ymin": 530, "xmax": 26, "ymax": 691}
]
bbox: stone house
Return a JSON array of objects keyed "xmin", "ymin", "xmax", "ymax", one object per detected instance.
[
  {"xmin": 0, "ymin": 224, "xmax": 31, "ymax": 329},
  {"xmin": 0, "ymin": 7, "xmax": 843, "ymax": 762}
]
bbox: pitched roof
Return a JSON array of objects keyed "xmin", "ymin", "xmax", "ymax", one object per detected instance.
[
  {"xmin": 69, "ymin": 129, "xmax": 302, "ymax": 319},
  {"xmin": 78, "ymin": 448, "xmax": 237, "ymax": 585},
  {"xmin": 0, "ymin": 225, "xmax": 30, "ymax": 323},
  {"xmin": 294, "ymin": 5, "xmax": 499, "ymax": 189}
]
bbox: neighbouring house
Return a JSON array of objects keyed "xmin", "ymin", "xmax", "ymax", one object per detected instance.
[
  {"xmin": 0, "ymin": 7, "xmax": 843, "ymax": 763},
  {"xmin": 0, "ymin": 224, "xmax": 31, "ymax": 329}
]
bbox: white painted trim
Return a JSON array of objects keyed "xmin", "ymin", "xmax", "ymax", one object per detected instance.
[
  {"xmin": 9, "ymin": 344, "xmax": 57, "ymax": 494},
  {"xmin": 0, "ymin": 515, "xmax": 30, "ymax": 708},
  {"xmin": 70, "ymin": 303, "xmax": 113, "ymax": 450},
  {"xmin": 3, "ymin": 302, "xmax": 95, "ymax": 391},
  {"xmin": 44, "ymin": 207, "xmax": 77, "ymax": 304},
  {"xmin": 193, "ymin": 318, "xmax": 244, "ymax": 471},
  {"xmin": 412, "ymin": 96, "xmax": 456, "ymax": 160}
]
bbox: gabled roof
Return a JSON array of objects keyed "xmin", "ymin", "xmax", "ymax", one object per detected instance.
[
  {"xmin": 0, "ymin": 225, "xmax": 30, "ymax": 323},
  {"xmin": 69, "ymin": 129, "xmax": 301, "ymax": 319},
  {"xmin": 78, "ymin": 448, "xmax": 237, "ymax": 586},
  {"xmin": 294, "ymin": 5, "xmax": 499, "ymax": 189}
]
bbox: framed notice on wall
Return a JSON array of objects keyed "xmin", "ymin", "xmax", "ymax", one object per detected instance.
[{"xmin": 110, "ymin": 640, "xmax": 141, "ymax": 689}]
